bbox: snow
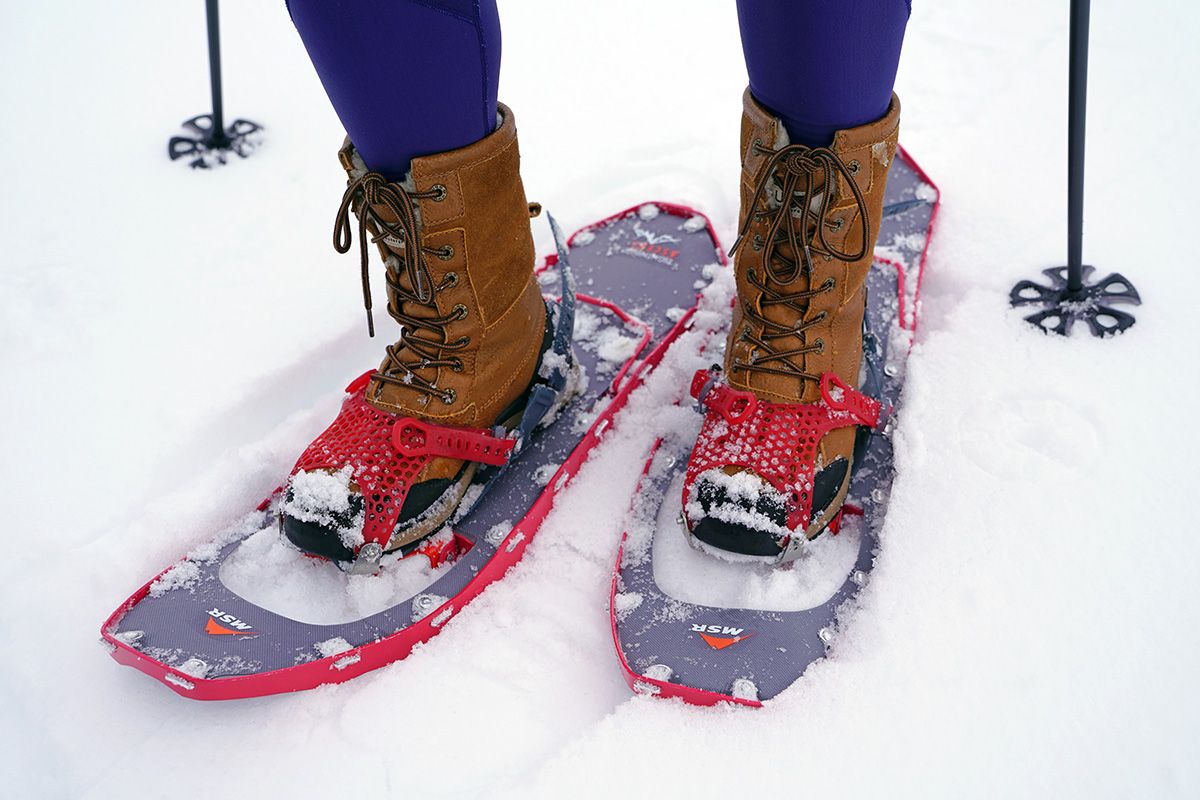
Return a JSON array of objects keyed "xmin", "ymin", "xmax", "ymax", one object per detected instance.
[
  {"xmin": 281, "ymin": 465, "xmax": 364, "ymax": 549},
  {"xmin": 217, "ymin": 524, "xmax": 452, "ymax": 624},
  {"xmin": 314, "ymin": 637, "xmax": 354, "ymax": 658},
  {"xmin": 3, "ymin": 0, "xmax": 1200, "ymax": 798},
  {"xmin": 571, "ymin": 306, "xmax": 642, "ymax": 375},
  {"xmin": 683, "ymin": 468, "xmax": 793, "ymax": 545},
  {"xmin": 148, "ymin": 559, "xmax": 202, "ymax": 598}
]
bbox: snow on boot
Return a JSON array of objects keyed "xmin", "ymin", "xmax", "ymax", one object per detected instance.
[
  {"xmin": 683, "ymin": 88, "xmax": 899, "ymax": 560},
  {"xmin": 282, "ymin": 104, "xmax": 550, "ymax": 570}
]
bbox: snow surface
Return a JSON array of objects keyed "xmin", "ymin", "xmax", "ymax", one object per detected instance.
[
  {"xmin": 3, "ymin": 0, "xmax": 1200, "ymax": 797},
  {"xmin": 218, "ymin": 523, "xmax": 454, "ymax": 625}
]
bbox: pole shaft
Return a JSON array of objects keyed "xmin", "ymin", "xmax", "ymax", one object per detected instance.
[
  {"xmin": 205, "ymin": 0, "xmax": 230, "ymax": 146},
  {"xmin": 1066, "ymin": 0, "xmax": 1090, "ymax": 293}
]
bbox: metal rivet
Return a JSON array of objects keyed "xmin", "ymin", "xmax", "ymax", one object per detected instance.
[
  {"xmin": 114, "ymin": 630, "xmax": 145, "ymax": 647},
  {"xmin": 411, "ymin": 593, "xmax": 450, "ymax": 622},
  {"xmin": 180, "ymin": 658, "xmax": 209, "ymax": 678},
  {"xmin": 643, "ymin": 664, "xmax": 674, "ymax": 682},
  {"xmin": 731, "ymin": 678, "xmax": 759, "ymax": 702},
  {"xmin": 431, "ymin": 184, "xmax": 447, "ymax": 201}
]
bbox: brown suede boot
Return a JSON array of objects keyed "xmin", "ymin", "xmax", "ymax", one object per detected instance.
[
  {"xmin": 281, "ymin": 104, "xmax": 548, "ymax": 567},
  {"xmin": 684, "ymin": 89, "xmax": 899, "ymax": 560}
]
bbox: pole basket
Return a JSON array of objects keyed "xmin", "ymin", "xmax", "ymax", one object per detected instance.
[
  {"xmin": 168, "ymin": 115, "xmax": 263, "ymax": 169},
  {"xmin": 1010, "ymin": 265, "xmax": 1141, "ymax": 337}
]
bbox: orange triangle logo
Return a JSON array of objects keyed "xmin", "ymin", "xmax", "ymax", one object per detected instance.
[
  {"xmin": 699, "ymin": 631, "xmax": 756, "ymax": 650},
  {"xmin": 205, "ymin": 617, "xmax": 258, "ymax": 636}
]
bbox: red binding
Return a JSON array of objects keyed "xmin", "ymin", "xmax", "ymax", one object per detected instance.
[{"xmin": 685, "ymin": 369, "xmax": 881, "ymax": 532}]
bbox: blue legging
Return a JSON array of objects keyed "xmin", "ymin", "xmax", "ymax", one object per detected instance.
[
  {"xmin": 738, "ymin": 0, "xmax": 909, "ymax": 147},
  {"xmin": 287, "ymin": 0, "xmax": 909, "ymax": 180}
]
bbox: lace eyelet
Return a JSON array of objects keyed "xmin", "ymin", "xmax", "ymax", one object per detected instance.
[
  {"xmin": 814, "ymin": 338, "xmax": 825, "ymax": 354},
  {"xmin": 451, "ymin": 359, "xmax": 464, "ymax": 373},
  {"xmin": 752, "ymin": 235, "xmax": 764, "ymax": 251},
  {"xmin": 829, "ymin": 218, "xmax": 844, "ymax": 231},
  {"xmin": 441, "ymin": 388, "xmax": 457, "ymax": 405},
  {"xmin": 438, "ymin": 245, "xmax": 454, "ymax": 261},
  {"xmin": 751, "ymin": 138, "xmax": 763, "ymax": 155},
  {"xmin": 847, "ymin": 160, "xmax": 860, "ymax": 176},
  {"xmin": 823, "ymin": 277, "xmax": 836, "ymax": 291},
  {"xmin": 431, "ymin": 184, "xmax": 447, "ymax": 201},
  {"xmin": 444, "ymin": 271, "xmax": 459, "ymax": 287},
  {"xmin": 452, "ymin": 303, "xmax": 468, "ymax": 320}
]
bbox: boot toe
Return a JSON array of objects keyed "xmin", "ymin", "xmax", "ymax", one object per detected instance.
[
  {"xmin": 279, "ymin": 468, "xmax": 366, "ymax": 562},
  {"xmin": 688, "ymin": 460, "xmax": 849, "ymax": 558},
  {"xmin": 281, "ymin": 468, "xmax": 459, "ymax": 564}
]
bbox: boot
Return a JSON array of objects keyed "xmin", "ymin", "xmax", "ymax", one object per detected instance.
[
  {"xmin": 683, "ymin": 88, "xmax": 900, "ymax": 559},
  {"xmin": 281, "ymin": 104, "xmax": 548, "ymax": 566}
]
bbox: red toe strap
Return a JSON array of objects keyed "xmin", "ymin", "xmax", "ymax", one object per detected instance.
[
  {"xmin": 393, "ymin": 418, "xmax": 514, "ymax": 466},
  {"xmin": 684, "ymin": 369, "xmax": 881, "ymax": 533}
]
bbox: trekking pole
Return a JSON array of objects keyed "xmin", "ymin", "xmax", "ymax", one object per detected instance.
[
  {"xmin": 168, "ymin": 0, "xmax": 263, "ymax": 168},
  {"xmin": 1009, "ymin": 0, "xmax": 1140, "ymax": 336}
]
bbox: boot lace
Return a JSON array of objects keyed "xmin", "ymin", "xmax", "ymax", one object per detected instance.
[
  {"xmin": 334, "ymin": 172, "xmax": 464, "ymax": 404},
  {"xmin": 728, "ymin": 142, "xmax": 871, "ymax": 383}
]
